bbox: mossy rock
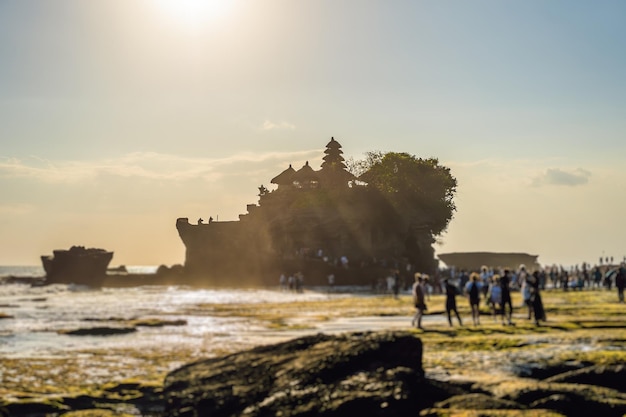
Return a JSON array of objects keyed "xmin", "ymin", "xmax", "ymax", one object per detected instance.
[
  {"xmin": 131, "ymin": 318, "xmax": 187, "ymax": 327},
  {"xmin": 543, "ymin": 364, "xmax": 626, "ymax": 392},
  {"xmin": 57, "ymin": 327, "xmax": 137, "ymax": 336},
  {"xmin": 502, "ymin": 382, "xmax": 626, "ymax": 417},
  {"xmin": 59, "ymin": 410, "xmax": 135, "ymax": 417},
  {"xmin": 434, "ymin": 393, "xmax": 524, "ymax": 410},
  {"xmin": 420, "ymin": 409, "xmax": 566, "ymax": 416}
]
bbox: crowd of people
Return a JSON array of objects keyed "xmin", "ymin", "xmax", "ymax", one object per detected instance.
[
  {"xmin": 410, "ymin": 262, "xmax": 626, "ymax": 330},
  {"xmin": 278, "ymin": 272, "xmax": 305, "ymax": 292}
]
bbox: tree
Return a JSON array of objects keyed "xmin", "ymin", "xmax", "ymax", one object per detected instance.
[{"xmin": 356, "ymin": 151, "xmax": 457, "ymax": 236}]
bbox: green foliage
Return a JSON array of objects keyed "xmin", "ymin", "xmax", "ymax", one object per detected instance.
[{"xmin": 355, "ymin": 151, "xmax": 457, "ymax": 235}]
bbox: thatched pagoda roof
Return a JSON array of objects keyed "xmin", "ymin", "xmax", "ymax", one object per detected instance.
[
  {"xmin": 292, "ymin": 161, "xmax": 319, "ymax": 183},
  {"xmin": 270, "ymin": 164, "xmax": 296, "ymax": 185},
  {"xmin": 325, "ymin": 137, "xmax": 342, "ymax": 150}
]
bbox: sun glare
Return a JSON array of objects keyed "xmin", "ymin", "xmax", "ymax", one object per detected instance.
[{"xmin": 152, "ymin": 0, "xmax": 234, "ymax": 30}]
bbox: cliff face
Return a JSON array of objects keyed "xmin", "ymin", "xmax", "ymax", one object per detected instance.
[
  {"xmin": 176, "ymin": 189, "xmax": 437, "ymax": 285},
  {"xmin": 176, "ymin": 217, "xmax": 277, "ymax": 285}
]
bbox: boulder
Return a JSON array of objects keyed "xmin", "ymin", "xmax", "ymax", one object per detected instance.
[{"xmin": 164, "ymin": 331, "xmax": 463, "ymax": 417}]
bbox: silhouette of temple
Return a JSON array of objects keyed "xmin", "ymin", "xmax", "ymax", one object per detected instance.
[{"xmin": 176, "ymin": 138, "xmax": 436, "ymax": 285}]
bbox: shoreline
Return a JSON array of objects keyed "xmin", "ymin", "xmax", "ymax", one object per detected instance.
[{"xmin": 1, "ymin": 286, "xmax": 625, "ymax": 415}]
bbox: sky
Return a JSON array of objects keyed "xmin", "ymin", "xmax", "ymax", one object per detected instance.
[{"xmin": 1, "ymin": 0, "xmax": 625, "ymax": 268}]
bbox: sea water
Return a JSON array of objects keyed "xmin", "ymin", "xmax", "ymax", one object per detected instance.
[{"xmin": 0, "ymin": 267, "xmax": 357, "ymax": 359}]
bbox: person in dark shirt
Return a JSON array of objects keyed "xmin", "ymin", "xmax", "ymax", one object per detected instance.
[
  {"xmin": 443, "ymin": 278, "xmax": 462, "ymax": 327},
  {"xmin": 464, "ymin": 272, "xmax": 482, "ymax": 326},
  {"xmin": 500, "ymin": 269, "xmax": 514, "ymax": 325}
]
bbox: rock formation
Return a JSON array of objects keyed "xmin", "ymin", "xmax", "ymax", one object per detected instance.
[{"xmin": 163, "ymin": 331, "xmax": 626, "ymax": 417}]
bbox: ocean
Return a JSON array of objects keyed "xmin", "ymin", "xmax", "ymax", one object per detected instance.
[
  {"xmin": 0, "ymin": 265, "xmax": 158, "ymax": 278},
  {"xmin": 0, "ymin": 277, "xmax": 352, "ymax": 358},
  {"xmin": 0, "ymin": 267, "xmax": 418, "ymax": 398}
]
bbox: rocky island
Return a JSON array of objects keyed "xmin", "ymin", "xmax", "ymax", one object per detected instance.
[{"xmin": 176, "ymin": 138, "xmax": 456, "ymax": 286}]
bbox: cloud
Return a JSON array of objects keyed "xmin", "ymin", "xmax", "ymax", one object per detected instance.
[
  {"xmin": 0, "ymin": 203, "xmax": 36, "ymax": 215},
  {"xmin": 532, "ymin": 168, "xmax": 591, "ymax": 187},
  {"xmin": 0, "ymin": 149, "xmax": 321, "ymax": 184},
  {"xmin": 260, "ymin": 120, "xmax": 296, "ymax": 131}
]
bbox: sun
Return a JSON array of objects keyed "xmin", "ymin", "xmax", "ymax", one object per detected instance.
[{"xmin": 152, "ymin": 0, "xmax": 234, "ymax": 30}]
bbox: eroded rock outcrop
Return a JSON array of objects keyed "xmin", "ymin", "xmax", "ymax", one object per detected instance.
[
  {"xmin": 163, "ymin": 331, "xmax": 464, "ymax": 417},
  {"xmin": 163, "ymin": 331, "xmax": 626, "ymax": 417}
]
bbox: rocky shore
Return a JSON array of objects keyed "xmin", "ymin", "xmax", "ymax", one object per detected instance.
[
  {"xmin": 1, "ymin": 289, "xmax": 625, "ymax": 416},
  {"xmin": 3, "ymin": 330, "xmax": 625, "ymax": 417},
  {"xmin": 163, "ymin": 331, "xmax": 626, "ymax": 417}
]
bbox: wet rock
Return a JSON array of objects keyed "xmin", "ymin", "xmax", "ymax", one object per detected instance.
[
  {"xmin": 57, "ymin": 326, "xmax": 137, "ymax": 336},
  {"xmin": 3, "ymin": 400, "xmax": 68, "ymax": 416},
  {"xmin": 510, "ymin": 361, "xmax": 589, "ymax": 380},
  {"xmin": 433, "ymin": 392, "xmax": 524, "ymax": 410},
  {"xmin": 544, "ymin": 364, "xmax": 626, "ymax": 392},
  {"xmin": 505, "ymin": 382, "xmax": 626, "ymax": 417},
  {"xmin": 164, "ymin": 331, "xmax": 464, "ymax": 417}
]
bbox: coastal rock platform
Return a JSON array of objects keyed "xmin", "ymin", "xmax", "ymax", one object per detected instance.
[{"xmin": 163, "ymin": 331, "xmax": 626, "ymax": 417}]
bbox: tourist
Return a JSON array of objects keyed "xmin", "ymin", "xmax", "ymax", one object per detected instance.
[
  {"xmin": 529, "ymin": 271, "xmax": 546, "ymax": 325},
  {"xmin": 411, "ymin": 273, "xmax": 427, "ymax": 330},
  {"xmin": 464, "ymin": 272, "xmax": 482, "ymax": 326},
  {"xmin": 459, "ymin": 269, "xmax": 470, "ymax": 290},
  {"xmin": 443, "ymin": 278, "xmax": 462, "ymax": 327},
  {"xmin": 519, "ymin": 265, "xmax": 532, "ymax": 319},
  {"xmin": 487, "ymin": 275, "xmax": 503, "ymax": 322},
  {"xmin": 560, "ymin": 267, "xmax": 569, "ymax": 291},
  {"xmin": 386, "ymin": 273, "xmax": 396, "ymax": 297},
  {"xmin": 479, "ymin": 265, "xmax": 491, "ymax": 297},
  {"xmin": 327, "ymin": 273, "xmax": 335, "ymax": 292},
  {"xmin": 604, "ymin": 268, "xmax": 614, "ymax": 290},
  {"xmin": 393, "ymin": 269, "xmax": 401, "ymax": 299},
  {"xmin": 295, "ymin": 272, "xmax": 304, "ymax": 293},
  {"xmin": 615, "ymin": 264, "xmax": 625, "ymax": 303},
  {"xmin": 422, "ymin": 274, "xmax": 431, "ymax": 301},
  {"xmin": 593, "ymin": 266, "xmax": 603, "ymax": 289},
  {"xmin": 500, "ymin": 269, "xmax": 514, "ymax": 325}
]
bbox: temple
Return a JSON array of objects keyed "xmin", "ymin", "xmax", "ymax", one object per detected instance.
[{"xmin": 176, "ymin": 138, "xmax": 436, "ymax": 285}]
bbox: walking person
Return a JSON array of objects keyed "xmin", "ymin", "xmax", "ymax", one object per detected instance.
[
  {"xmin": 500, "ymin": 269, "xmax": 514, "ymax": 325},
  {"xmin": 487, "ymin": 275, "xmax": 503, "ymax": 323},
  {"xmin": 411, "ymin": 273, "xmax": 427, "ymax": 330},
  {"xmin": 529, "ymin": 271, "xmax": 546, "ymax": 325},
  {"xmin": 615, "ymin": 264, "xmax": 625, "ymax": 303},
  {"xmin": 465, "ymin": 272, "xmax": 482, "ymax": 326},
  {"xmin": 443, "ymin": 278, "xmax": 462, "ymax": 327},
  {"xmin": 519, "ymin": 266, "xmax": 532, "ymax": 320}
]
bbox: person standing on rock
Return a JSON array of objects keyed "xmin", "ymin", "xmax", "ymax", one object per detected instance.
[
  {"xmin": 411, "ymin": 273, "xmax": 427, "ymax": 330},
  {"xmin": 465, "ymin": 272, "xmax": 482, "ymax": 326},
  {"xmin": 443, "ymin": 278, "xmax": 462, "ymax": 327}
]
